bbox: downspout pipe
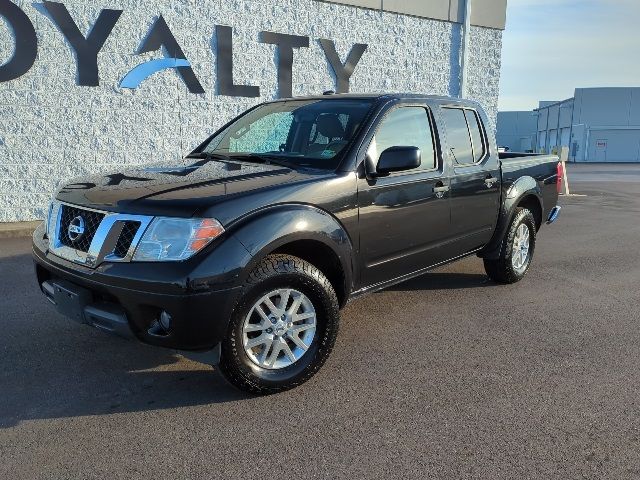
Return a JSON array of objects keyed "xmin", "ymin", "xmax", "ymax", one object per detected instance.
[{"xmin": 460, "ymin": 0, "xmax": 472, "ymax": 98}]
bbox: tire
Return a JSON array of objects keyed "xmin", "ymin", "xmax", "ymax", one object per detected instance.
[
  {"xmin": 219, "ymin": 254, "xmax": 340, "ymax": 395},
  {"xmin": 483, "ymin": 207, "xmax": 537, "ymax": 284}
]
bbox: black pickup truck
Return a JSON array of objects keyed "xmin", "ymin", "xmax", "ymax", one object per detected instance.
[{"xmin": 33, "ymin": 94, "xmax": 561, "ymax": 394}]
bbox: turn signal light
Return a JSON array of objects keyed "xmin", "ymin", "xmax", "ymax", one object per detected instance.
[{"xmin": 189, "ymin": 219, "xmax": 225, "ymax": 252}]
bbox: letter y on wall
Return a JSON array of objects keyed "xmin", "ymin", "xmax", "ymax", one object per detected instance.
[
  {"xmin": 42, "ymin": 1, "xmax": 122, "ymax": 86},
  {"xmin": 319, "ymin": 39, "xmax": 367, "ymax": 93}
]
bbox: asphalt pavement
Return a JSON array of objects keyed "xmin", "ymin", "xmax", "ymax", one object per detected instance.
[{"xmin": 1, "ymin": 164, "xmax": 639, "ymax": 479}]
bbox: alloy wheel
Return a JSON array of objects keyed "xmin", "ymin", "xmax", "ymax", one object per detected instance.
[{"xmin": 242, "ymin": 289, "xmax": 317, "ymax": 370}]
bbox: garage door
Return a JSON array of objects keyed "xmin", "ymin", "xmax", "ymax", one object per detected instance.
[
  {"xmin": 588, "ymin": 130, "xmax": 640, "ymax": 162},
  {"xmin": 560, "ymin": 128, "xmax": 571, "ymax": 147},
  {"xmin": 538, "ymin": 131, "xmax": 547, "ymax": 153},
  {"xmin": 548, "ymin": 130, "xmax": 558, "ymax": 153}
]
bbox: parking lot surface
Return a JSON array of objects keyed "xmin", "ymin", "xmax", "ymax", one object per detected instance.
[{"xmin": 1, "ymin": 164, "xmax": 639, "ymax": 479}]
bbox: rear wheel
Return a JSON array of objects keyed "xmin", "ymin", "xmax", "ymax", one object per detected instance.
[
  {"xmin": 484, "ymin": 207, "xmax": 537, "ymax": 284},
  {"xmin": 219, "ymin": 254, "xmax": 339, "ymax": 394}
]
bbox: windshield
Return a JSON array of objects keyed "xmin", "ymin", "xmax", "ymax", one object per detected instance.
[{"xmin": 198, "ymin": 99, "xmax": 374, "ymax": 170}]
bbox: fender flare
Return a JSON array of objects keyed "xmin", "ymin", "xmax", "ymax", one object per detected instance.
[
  {"xmin": 479, "ymin": 176, "xmax": 543, "ymax": 260},
  {"xmin": 226, "ymin": 204, "xmax": 355, "ymax": 294}
]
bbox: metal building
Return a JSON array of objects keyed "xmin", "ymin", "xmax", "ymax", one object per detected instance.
[
  {"xmin": 496, "ymin": 111, "xmax": 537, "ymax": 152},
  {"xmin": 498, "ymin": 87, "xmax": 640, "ymax": 162}
]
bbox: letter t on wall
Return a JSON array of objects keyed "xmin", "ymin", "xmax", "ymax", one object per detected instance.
[
  {"xmin": 42, "ymin": 1, "xmax": 122, "ymax": 87},
  {"xmin": 260, "ymin": 31, "xmax": 309, "ymax": 98},
  {"xmin": 319, "ymin": 40, "xmax": 367, "ymax": 94}
]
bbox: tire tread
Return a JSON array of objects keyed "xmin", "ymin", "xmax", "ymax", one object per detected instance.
[
  {"xmin": 219, "ymin": 254, "xmax": 339, "ymax": 395},
  {"xmin": 483, "ymin": 208, "xmax": 537, "ymax": 284}
]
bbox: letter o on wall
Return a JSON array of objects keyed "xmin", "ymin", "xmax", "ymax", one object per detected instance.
[{"xmin": 0, "ymin": 0, "xmax": 38, "ymax": 82}]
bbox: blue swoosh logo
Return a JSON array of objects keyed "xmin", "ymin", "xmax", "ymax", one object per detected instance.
[{"xmin": 120, "ymin": 58, "xmax": 191, "ymax": 89}]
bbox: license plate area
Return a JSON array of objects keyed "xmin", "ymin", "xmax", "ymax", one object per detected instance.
[{"xmin": 43, "ymin": 279, "xmax": 93, "ymax": 323}]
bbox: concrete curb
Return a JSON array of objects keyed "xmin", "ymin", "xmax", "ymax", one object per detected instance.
[{"xmin": 0, "ymin": 221, "xmax": 42, "ymax": 239}]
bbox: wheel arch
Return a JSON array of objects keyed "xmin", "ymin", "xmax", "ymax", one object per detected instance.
[
  {"xmin": 228, "ymin": 204, "xmax": 354, "ymax": 307},
  {"xmin": 479, "ymin": 176, "xmax": 543, "ymax": 260}
]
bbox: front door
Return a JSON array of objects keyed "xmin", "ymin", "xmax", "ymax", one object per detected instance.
[
  {"xmin": 440, "ymin": 107, "xmax": 501, "ymax": 253},
  {"xmin": 595, "ymin": 139, "xmax": 608, "ymax": 162},
  {"xmin": 357, "ymin": 105, "xmax": 453, "ymax": 288}
]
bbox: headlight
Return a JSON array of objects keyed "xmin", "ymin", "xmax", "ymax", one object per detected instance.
[{"xmin": 132, "ymin": 217, "xmax": 225, "ymax": 262}]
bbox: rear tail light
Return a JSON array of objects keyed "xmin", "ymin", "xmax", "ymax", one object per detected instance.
[{"xmin": 557, "ymin": 162, "xmax": 563, "ymax": 194}]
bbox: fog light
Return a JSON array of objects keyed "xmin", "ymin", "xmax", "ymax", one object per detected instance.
[{"xmin": 159, "ymin": 311, "xmax": 172, "ymax": 331}]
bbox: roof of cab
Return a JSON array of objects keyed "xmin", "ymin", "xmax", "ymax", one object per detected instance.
[{"xmin": 269, "ymin": 92, "xmax": 480, "ymax": 107}]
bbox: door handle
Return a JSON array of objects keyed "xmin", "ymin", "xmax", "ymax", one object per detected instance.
[
  {"xmin": 484, "ymin": 176, "xmax": 498, "ymax": 188},
  {"xmin": 433, "ymin": 184, "xmax": 450, "ymax": 198}
]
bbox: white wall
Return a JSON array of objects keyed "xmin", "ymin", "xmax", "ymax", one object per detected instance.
[{"xmin": 0, "ymin": 0, "xmax": 503, "ymax": 222}]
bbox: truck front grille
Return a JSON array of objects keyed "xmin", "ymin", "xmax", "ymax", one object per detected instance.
[
  {"xmin": 48, "ymin": 201, "xmax": 153, "ymax": 268},
  {"xmin": 112, "ymin": 221, "xmax": 141, "ymax": 258},
  {"xmin": 58, "ymin": 205, "xmax": 105, "ymax": 252}
]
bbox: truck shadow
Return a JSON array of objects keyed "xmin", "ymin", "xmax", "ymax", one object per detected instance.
[
  {"xmin": 0, "ymin": 344, "xmax": 251, "ymax": 429},
  {"xmin": 0, "ymin": 252, "xmax": 251, "ymax": 429},
  {"xmin": 1, "ymin": 252, "xmax": 497, "ymax": 429}
]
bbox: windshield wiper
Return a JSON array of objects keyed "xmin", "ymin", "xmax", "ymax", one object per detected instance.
[
  {"xmin": 187, "ymin": 152, "xmax": 299, "ymax": 170},
  {"xmin": 185, "ymin": 152, "xmax": 232, "ymax": 162},
  {"xmin": 238, "ymin": 154, "xmax": 299, "ymax": 170}
]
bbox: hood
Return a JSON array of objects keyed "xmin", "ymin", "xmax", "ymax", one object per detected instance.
[{"xmin": 55, "ymin": 159, "xmax": 325, "ymax": 218}]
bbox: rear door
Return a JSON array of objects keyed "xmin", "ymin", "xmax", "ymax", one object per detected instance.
[
  {"xmin": 357, "ymin": 103, "xmax": 454, "ymax": 287},
  {"xmin": 439, "ymin": 106, "xmax": 501, "ymax": 254}
]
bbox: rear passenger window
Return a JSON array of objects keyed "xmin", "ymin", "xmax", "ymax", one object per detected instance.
[
  {"xmin": 369, "ymin": 107, "xmax": 436, "ymax": 171},
  {"xmin": 442, "ymin": 108, "xmax": 486, "ymax": 165},
  {"xmin": 465, "ymin": 110, "xmax": 486, "ymax": 162},
  {"xmin": 442, "ymin": 108, "xmax": 474, "ymax": 164}
]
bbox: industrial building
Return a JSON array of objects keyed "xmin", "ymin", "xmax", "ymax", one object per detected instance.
[
  {"xmin": 497, "ymin": 87, "xmax": 640, "ymax": 162},
  {"xmin": 495, "ymin": 110, "xmax": 537, "ymax": 153}
]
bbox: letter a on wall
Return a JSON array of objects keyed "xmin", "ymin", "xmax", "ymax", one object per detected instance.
[{"xmin": 120, "ymin": 15, "xmax": 205, "ymax": 94}]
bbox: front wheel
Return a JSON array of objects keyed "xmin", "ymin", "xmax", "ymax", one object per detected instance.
[
  {"xmin": 483, "ymin": 207, "xmax": 537, "ymax": 284},
  {"xmin": 219, "ymin": 254, "xmax": 340, "ymax": 394}
]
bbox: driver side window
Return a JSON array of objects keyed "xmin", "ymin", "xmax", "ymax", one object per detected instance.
[{"xmin": 368, "ymin": 107, "xmax": 436, "ymax": 171}]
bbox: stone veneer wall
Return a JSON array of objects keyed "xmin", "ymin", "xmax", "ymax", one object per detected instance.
[{"xmin": 0, "ymin": 0, "xmax": 502, "ymax": 221}]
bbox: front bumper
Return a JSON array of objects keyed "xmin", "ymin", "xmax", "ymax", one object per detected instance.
[{"xmin": 33, "ymin": 224, "xmax": 243, "ymax": 351}]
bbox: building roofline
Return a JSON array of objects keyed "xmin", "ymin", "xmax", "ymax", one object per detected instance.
[
  {"xmin": 534, "ymin": 97, "xmax": 575, "ymax": 111},
  {"xmin": 314, "ymin": 0, "xmax": 507, "ymax": 30}
]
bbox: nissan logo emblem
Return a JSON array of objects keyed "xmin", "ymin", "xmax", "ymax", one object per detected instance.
[{"xmin": 67, "ymin": 216, "xmax": 86, "ymax": 242}]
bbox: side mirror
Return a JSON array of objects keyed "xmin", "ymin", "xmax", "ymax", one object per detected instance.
[{"xmin": 374, "ymin": 146, "xmax": 421, "ymax": 176}]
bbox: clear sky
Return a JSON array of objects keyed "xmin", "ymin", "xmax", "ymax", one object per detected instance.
[{"xmin": 498, "ymin": 0, "xmax": 640, "ymax": 111}]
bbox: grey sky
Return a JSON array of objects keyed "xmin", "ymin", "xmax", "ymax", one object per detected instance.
[{"xmin": 498, "ymin": 0, "xmax": 640, "ymax": 111}]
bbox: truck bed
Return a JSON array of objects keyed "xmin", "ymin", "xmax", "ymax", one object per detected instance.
[{"xmin": 498, "ymin": 152, "xmax": 560, "ymax": 224}]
